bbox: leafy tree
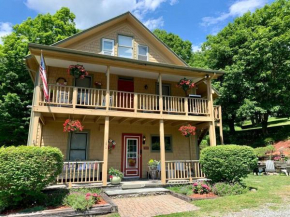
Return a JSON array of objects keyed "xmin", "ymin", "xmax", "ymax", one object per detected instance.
[
  {"xmin": 202, "ymin": 0, "xmax": 290, "ymax": 134},
  {"xmin": 153, "ymin": 29, "xmax": 193, "ymax": 63},
  {"xmin": 0, "ymin": 7, "xmax": 79, "ymax": 145}
]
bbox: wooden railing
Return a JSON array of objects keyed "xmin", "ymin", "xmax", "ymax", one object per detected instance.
[
  {"xmin": 39, "ymin": 84, "xmax": 210, "ymax": 116},
  {"xmin": 165, "ymin": 160, "xmax": 205, "ymax": 180},
  {"xmin": 213, "ymin": 105, "xmax": 222, "ymax": 120},
  {"xmin": 56, "ymin": 160, "xmax": 103, "ymax": 184}
]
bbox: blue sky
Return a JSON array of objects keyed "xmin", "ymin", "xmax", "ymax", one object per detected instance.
[{"xmin": 0, "ymin": 0, "xmax": 275, "ymax": 49}]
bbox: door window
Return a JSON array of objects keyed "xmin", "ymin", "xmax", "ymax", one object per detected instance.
[
  {"xmin": 69, "ymin": 132, "xmax": 88, "ymax": 161},
  {"xmin": 156, "ymin": 84, "xmax": 171, "ymax": 96},
  {"xmin": 126, "ymin": 139, "xmax": 138, "ymax": 168}
]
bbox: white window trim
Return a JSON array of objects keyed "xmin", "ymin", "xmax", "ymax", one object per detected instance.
[
  {"xmin": 102, "ymin": 38, "xmax": 114, "ymax": 56},
  {"xmin": 138, "ymin": 45, "xmax": 148, "ymax": 61},
  {"xmin": 118, "ymin": 35, "xmax": 133, "ymax": 58}
]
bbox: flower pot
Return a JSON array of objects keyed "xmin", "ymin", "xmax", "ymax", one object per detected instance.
[{"xmin": 110, "ymin": 175, "xmax": 121, "ymax": 185}]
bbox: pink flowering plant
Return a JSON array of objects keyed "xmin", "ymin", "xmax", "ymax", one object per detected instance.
[
  {"xmin": 64, "ymin": 192, "xmax": 101, "ymax": 211},
  {"xmin": 63, "ymin": 119, "xmax": 84, "ymax": 132},
  {"xmin": 193, "ymin": 182, "xmax": 211, "ymax": 194},
  {"xmin": 178, "ymin": 124, "xmax": 196, "ymax": 137},
  {"xmin": 68, "ymin": 64, "xmax": 88, "ymax": 79},
  {"xmin": 176, "ymin": 78, "xmax": 195, "ymax": 96},
  {"xmin": 273, "ymin": 156, "xmax": 281, "ymax": 161}
]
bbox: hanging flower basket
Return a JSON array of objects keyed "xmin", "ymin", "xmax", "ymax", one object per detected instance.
[
  {"xmin": 68, "ymin": 64, "xmax": 88, "ymax": 79},
  {"xmin": 179, "ymin": 124, "xmax": 196, "ymax": 137},
  {"xmin": 176, "ymin": 78, "xmax": 195, "ymax": 96},
  {"xmin": 108, "ymin": 139, "xmax": 116, "ymax": 151},
  {"xmin": 63, "ymin": 119, "xmax": 84, "ymax": 132}
]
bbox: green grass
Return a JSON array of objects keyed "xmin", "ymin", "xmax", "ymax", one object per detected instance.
[
  {"xmin": 159, "ymin": 175, "xmax": 290, "ymax": 217},
  {"xmin": 235, "ymin": 117, "xmax": 290, "ymax": 131}
]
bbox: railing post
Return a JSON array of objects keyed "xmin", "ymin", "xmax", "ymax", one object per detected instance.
[
  {"xmin": 158, "ymin": 73, "xmax": 163, "ymax": 114},
  {"xmin": 184, "ymin": 98, "xmax": 188, "ymax": 116},
  {"xmin": 72, "ymin": 87, "xmax": 78, "ymax": 108},
  {"xmin": 134, "ymin": 93, "xmax": 138, "ymax": 113},
  {"xmin": 106, "ymin": 66, "xmax": 110, "ymax": 111}
]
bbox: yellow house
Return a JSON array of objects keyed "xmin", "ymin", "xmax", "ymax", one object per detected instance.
[{"xmin": 25, "ymin": 12, "xmax": 224, "ymax": 186}]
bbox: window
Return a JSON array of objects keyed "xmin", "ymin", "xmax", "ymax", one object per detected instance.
[
  {"xmin": 156, "ymin": 83, "xmax": 171, "ymax": 96},
  {"xmin": 118, "ymin": 35, "xmax": 133, "ymax": 58},
  {"xmin": 69, "ymin": 132, "xmax": 88, "ymax": 160},
  {"xmin": 102, "ymin": 38, "xmax": 114, "ymax": 56},
  {"xmin": 138, "ymin": 45, "xmax": 148, "ymax": 61},
  {"xmin": 151, "ymin": 135, "xmax": 172, "ymax": 152}
]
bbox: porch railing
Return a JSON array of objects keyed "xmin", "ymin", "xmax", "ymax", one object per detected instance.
[
  {"xmin": 165, "ymin": 160, "xmax": 205, "ymax": 180},
  {"xmin": 56, "ymin": 160, "xmax": 103, "ymax": 184},
  {"xmin": 39, "ymin": 84, "xmax": 209, "ymax": 116}
]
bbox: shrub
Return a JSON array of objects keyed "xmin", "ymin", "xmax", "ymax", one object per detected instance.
[
  {"xmin": 254, "ymin": 145, "xmax": 275, "ymax": 158},
  {"xmin": 200, "ymin": 145, "xmax": 257, "ymax": 183},
  {"xmin": 63, "ymin": 192, "xmax": 100, "ymax": 211},
  {"xmin": 0, "ymin": 146, "xmax": 63, "ymax": 210},
  {"xmin": 193, "ymin": 182, "xmax": 211, "ymax": 194},
  {"xmin": 212, "ymin": 182, "xmax": 248, "ymax": 196}
]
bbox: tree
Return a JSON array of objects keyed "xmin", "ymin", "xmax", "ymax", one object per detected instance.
[
  {"xmin": 153, "ymin": 29, "xmax": 193, "ymax": 63},
  {"xmin": 0, "ymin": 7, "xmax": 79, "ymax": 145},
  {"xmin": 202, "ymin": 0, "xmax": 290, "ymax": 134}
]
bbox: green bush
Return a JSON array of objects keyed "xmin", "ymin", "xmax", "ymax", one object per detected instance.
[
  {"xmin": 0, "ymin": 146, "xmax": 63, "ymax": 210},
  {"xmin": 254, "ymin": 145, "xmax": 275, "ymax": 158},
  {"xmin": 200, "ymin": 145, "xmax": 257, "ymax": 183},
  {"xmin": 212, "ymin": 182, "xmax": 248, "ymax": 196},
  {"xmin": 63, "ymin": 192, "xmax": 100, "ymax": 211}
]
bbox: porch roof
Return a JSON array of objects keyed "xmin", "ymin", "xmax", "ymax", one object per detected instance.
[{"xmin": 26, "ymin": 43, "xmax": 225, "ymax": 83}]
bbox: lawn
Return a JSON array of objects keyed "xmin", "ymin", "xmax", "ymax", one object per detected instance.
[
  {"xmin": 159, "ymin": 175, "xmax": 290, "ymax": 217},
  {"xmin": 235, "ymin": 117, "xmax": 290, "ymax": 131}
]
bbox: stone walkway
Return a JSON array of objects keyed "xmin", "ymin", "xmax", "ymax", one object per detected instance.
[{"xmin": 112, "ymin": 195, "xmax": 199, "ymax": 217}]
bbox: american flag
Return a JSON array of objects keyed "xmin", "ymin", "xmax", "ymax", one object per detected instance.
[{"xmin": 39, "ymin": 53, "xmax": 49, "ymax": 101}]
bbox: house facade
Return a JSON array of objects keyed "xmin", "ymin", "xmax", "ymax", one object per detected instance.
[{"xmin": 25, "ymin": 12, "xmax": 224, "ymax": 186}]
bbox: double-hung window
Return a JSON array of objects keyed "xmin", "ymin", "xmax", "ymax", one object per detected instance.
[
  {"xmin": 138, "ymin": 45, "xmax": 148, "ymax": 61},
  {"xmin": 118, "ymin": 35, "xmax": 133, "ymax": 58},
  {"xmin": 102, "ymin": 38, "xmax": 114, "ymax": 56}
]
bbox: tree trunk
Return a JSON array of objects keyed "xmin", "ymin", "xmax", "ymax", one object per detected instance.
[
  {"xmin": 261, "ymin": 113, "xmax": 269, "ymax": 135},
  {"xmin": 251, "ymin": 117, "xmax": 256, "ymax": 126},
  {"xmin": 229, "ymin": 118, "xmax": 236, "ymax": 134}
]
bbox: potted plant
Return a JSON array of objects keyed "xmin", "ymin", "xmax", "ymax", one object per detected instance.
[
  {"xmin": 148, "ymin": 159, "xmax": 159, "ymax": 179},
  {"xmin": 176, "ymin": 78, "xmax": 195, "ymax": 96},
  {"xmin": 63, "ymin": 119, "xmax": 84, "ymax": 132},
  {"xmin": 129, "ymin": 158, "xmax": 136, "ymax": 166},
  {"xmin": 108, "ymin": 167, "xmax": 123, "ymax": 185},
  {"xmin": 178, "ymin": 124, "xmax": 196, "ymax": 137},
  {"xmin": 68, "ymin": 64, "xmax": 88, "ymax": 79}
]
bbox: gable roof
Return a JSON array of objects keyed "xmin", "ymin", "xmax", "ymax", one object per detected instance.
[{"xmin": 52, "ymin": 12, "xmax": 188, "ymax": 66}]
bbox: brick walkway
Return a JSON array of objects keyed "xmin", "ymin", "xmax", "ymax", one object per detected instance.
[{"xmin": 113, "ymin": 195, "xmax": 199, "ymax": 217}]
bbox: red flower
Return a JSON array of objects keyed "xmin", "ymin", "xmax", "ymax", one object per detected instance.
[{"xmin": 110, "ymin": 175, "xmax": 113, "ymax": 179}]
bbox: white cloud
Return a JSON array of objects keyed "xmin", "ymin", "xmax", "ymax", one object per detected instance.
[
  {"xmin": 0, "ymin": 22, "xmax": 13, "ymax": 44},
  {"xmin": 192, "ymin": 44, "xmax": 201, "ymax": 52},
  {"xmin": 201, "ymin": 0, "xmax": 267, "ymax": 26},
  {"xmin": 143, "ymin": 16, "xmax": 164, "ymax": 30},
  {"xmin": 24, "ymin": 0, "xmax": 177, "ymax": 30}
]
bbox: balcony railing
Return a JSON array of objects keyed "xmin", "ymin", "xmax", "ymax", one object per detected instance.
[
  {"xmin": 165, "ymin": 160, "xmax": 205, "ymax": 180},
  {"xmin": 39, "ymin": 84, "xmax": 209, "ymax": 116},
  {"xmin": 56, "ymin": 160, "xmax": 103, "ymax": 184}
]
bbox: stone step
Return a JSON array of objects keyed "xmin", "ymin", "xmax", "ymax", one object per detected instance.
[{"xmin": 105, "ymin": 187, "xmax": 170, "ymax": 196}]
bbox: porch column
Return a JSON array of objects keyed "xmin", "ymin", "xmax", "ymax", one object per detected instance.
[
  {"xmin": 219, "ymin": 106, "xmax": 224, "ymax": 144},
  {"xmin": 158, "ymin": 73, "xmax": 163, "ymax": 114},
  {"xmin": 27, "ymin": 64, "xmax": 41, "ymax": 146},
  {"xmin": 159, "ymin": 120, "xmax": 166, "ymax": 184},
  {"xmin": 206, "ymin": 78, "xmax": 216, "ymax": 146},
  {"xmin": 106, "ymin": 66, "xmax": 110, "ymax": 111},
  {"xmin": 30, "ymin": 112, "xmax": 41, "ymax": 146},
  {"xmin": 102, "ymin": 117, "xmax": 109, "ymax": 186}
]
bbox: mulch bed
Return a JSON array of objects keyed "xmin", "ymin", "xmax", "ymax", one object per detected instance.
[{"xmin": 189, "ymin": 192, "xmax": 218, "ymax": 200}]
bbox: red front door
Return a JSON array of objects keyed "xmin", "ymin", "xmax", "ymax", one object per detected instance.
[
  {"xmin": 118, "ymin": 78, "xmax": 134, "ymax": 109},
  {"xmin": 121, "ymin": 134, "xmax": 142, "ymax": 178}
]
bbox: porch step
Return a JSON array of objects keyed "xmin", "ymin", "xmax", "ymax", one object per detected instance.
[
  {"xmin": 105, "ymin": 187, "xmax": 170, "ymax": 196},
  {"xmin": 122, "ymin": 183, "xmax": 145, "ymax": 189}
]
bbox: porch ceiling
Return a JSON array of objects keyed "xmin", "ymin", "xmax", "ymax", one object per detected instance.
[{"xmin": 34, "ymin": 56, "xmax": 201, "ymax": 83}]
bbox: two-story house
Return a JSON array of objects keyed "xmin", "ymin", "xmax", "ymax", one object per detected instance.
[{"xmin": 25, "ymin": 12, "xmax": 224, "ymax": 186}]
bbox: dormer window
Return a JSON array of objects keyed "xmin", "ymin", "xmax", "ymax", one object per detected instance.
[
  {"xmin": 118, "ymin": 35, "xmax": 133, "ymax": 58},
  {"xmin": 138, "ymin": 45, "xmax": 148, "ymax": 61},
  {"xmin": 102, "ymin": 38, "xmax": 114, "ymax": 56}
]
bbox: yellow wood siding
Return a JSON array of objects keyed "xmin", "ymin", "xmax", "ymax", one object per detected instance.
[
  {"xmin": 67, "ymin": 22, "xmax": 173, "ymax": 64},
  {"xmin": 40, "ymin": 122, "xmax": 198, "ymax": 178}
]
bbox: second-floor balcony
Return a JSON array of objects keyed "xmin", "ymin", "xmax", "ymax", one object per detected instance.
[{"xmin": 38, "ymin": 84, "xmax": 212, "ymax": 120}]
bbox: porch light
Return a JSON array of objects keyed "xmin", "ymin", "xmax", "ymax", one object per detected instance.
[{"xmin": 143, "ymin": 136, "xmax": 146, "ymax": 144}]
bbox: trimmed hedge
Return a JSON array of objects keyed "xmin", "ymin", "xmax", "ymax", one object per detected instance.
[
  {"xmin": 200, "ymin": 145, "xmax": 257, "ymax": 183},
  {"xmin": 0, "ymin": 146, "xmax": 63, "ymax": 211}
]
